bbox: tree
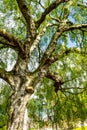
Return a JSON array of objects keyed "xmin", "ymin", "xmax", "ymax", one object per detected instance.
[{"xmin": 0, "ymin": 0, "xmax": 87, "ymax": 130}]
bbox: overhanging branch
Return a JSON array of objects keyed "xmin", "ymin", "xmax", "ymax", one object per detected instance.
[
  {"xmin": 35, "ymin": 0, "xmax": 70, "ymax": 28},
  {"xmin": 65, "ymin": 24, "xmax": 87, "ymax": 31},
  {"xmin": 0, "ymin": 37, "xmax": 18, "ymax": 50},
  {"xmin": 46, "ymin": 71, "xmax": 85, "ymax": 93},
  {"xmin": 0, "ymin": 29, "xmax": 24, "ymax": 53}
]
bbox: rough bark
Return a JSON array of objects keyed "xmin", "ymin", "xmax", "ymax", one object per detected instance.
[
  {"xmin": 8, "ymin": 94, "xmax": 31, "ymax": 130},
  {"xmin": 6, "ymin": 56, "xmax": 35, "ymax": 130},
  {"xmin": 23, "ymin": 109, "xmax": 30, "ymax": 130}
]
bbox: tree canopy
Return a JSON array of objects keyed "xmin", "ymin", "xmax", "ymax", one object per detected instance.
[{"xmin": 0, "ymin": 0, "xmax": 87, "ymax": 130}]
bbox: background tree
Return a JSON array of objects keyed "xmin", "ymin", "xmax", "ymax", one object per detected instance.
[{"xmin": 0, "ymin": 0, "xmax": 87, "ymax": 130}]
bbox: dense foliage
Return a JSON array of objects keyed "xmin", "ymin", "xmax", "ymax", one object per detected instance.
[{"xmin": 27, "ymin": 47, "xmax": 87, "ymax": 129}]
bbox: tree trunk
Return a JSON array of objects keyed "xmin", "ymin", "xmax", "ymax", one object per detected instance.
[
  {"xmin": 55, "ymin": 123, "xmax": 58, "ymax": 130},
  {"xmin": 23, "ymin": 108, "xmax": 30, "ymax": 130},
  {"xmin": 52, "ymin": 122, "xmax": 54, "ymax": 130},
  {"xmin": 7, "ymin": 94, "xmax": 31, "ymax": 130}
]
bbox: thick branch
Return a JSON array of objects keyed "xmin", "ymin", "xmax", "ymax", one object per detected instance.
[
  {"xmin": 0, "ymin": 38, "xmax": 18, "ymax": 50},
  {"xmin": 16, "ymin": 0, "xmax": 36, "ymax": 38},
  {"xmin": 35, "ymin": 0, "xmax": 70, "ymax": 28},
  {"xmin": 43, "ymin": 47, "xmax": 86, "ymax": 67},
  {"xmin": 0, "ymin": 70, "xmax": 13, "ymax": 86},
  {"xmin": 0, "ymin": 29, "xmax": 24, "ymax": 53},
  {"xmin": 46, "ymin": 71, "xmax": 84, "ymax": 93},
  {"xmin": 65, "ymin": 24, "xmax": 87, "ymax": 31},
  {"xmin": 36, "ymin": 29, "xmax": 63, "ymax": 71},
  {"xmin": 16, "ymin": 0, "xmax": 31, "ymax": 25},
  {"xmin": 30, "ymin": 23, "xmax": 52, "ymax": 54}
]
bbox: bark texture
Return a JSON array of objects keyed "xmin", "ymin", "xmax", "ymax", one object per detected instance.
[
  {"xmin": 7, "ymin": 56, "xmax": 36, "ymax": 130},
  {"xmin": 8, "ymin": 94, "xmax": 31, "ymax": 130},
  {"xmin": 23, "ymin": 109, "xmax": 30, "ymax": 130}
]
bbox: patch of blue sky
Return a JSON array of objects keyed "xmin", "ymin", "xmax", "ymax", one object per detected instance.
[
  {"xmin": 40, "ymin": 27, "xmax": 56, "ymax": 52},
  {"xmin": 83, "ymin": 0, "xmax": 87, "ymax": 3},
  {"xmin": 68, "ymin": 15, "xmax": 75, "ymax": 24},
  {"xmin": 68, "ymin": 38, "xmax": 76, "ymax": 47}
]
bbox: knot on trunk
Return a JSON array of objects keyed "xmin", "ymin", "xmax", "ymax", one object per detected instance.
[{"xmin": 25, "ymin": 86, "xmax": 34, "ymax": 94}]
